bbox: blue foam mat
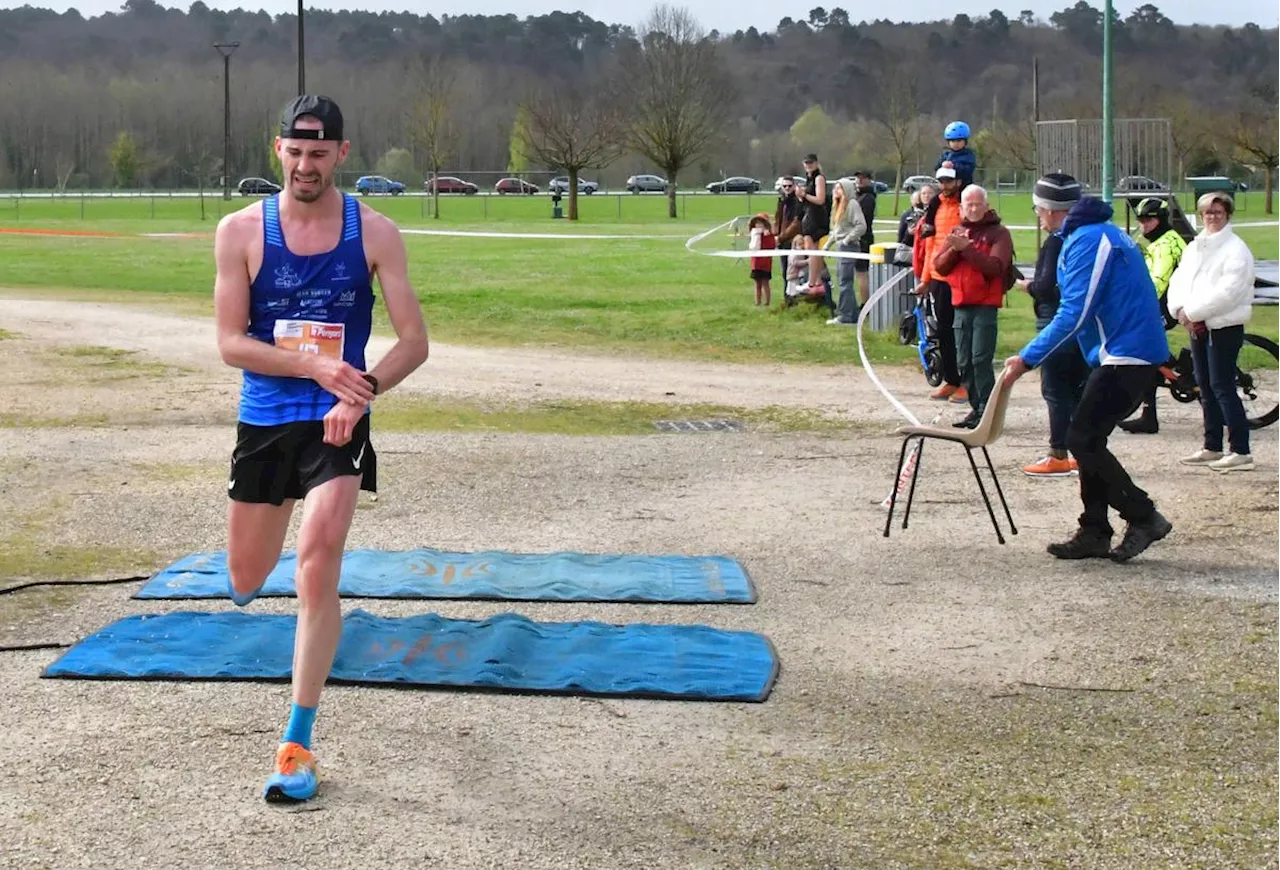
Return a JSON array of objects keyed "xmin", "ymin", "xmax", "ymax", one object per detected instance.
[
  {"xmin": 42, "ymin": 610, "xmax": 779, "ymax": 702},
  {"xmin": 133, "ymin": 548, "xmax": 755, "ymax": 604}
]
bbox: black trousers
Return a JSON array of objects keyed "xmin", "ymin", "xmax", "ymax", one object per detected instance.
[
  {"xmin": 929, "ymin": 279, "xmax": 961, "ymax": 387},
  {"xmin": 1067, "ymin": 365, "xmax": 1160, "ymax": 535}
]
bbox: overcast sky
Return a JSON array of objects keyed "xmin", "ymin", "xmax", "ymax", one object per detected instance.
[{"xmin": 8, "ymin": 0, "xmax": 1277, "ymax": 28}]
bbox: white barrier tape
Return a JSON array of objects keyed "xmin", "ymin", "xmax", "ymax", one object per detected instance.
[
  {"xmin": 401, "ymin": 228, "xmax": 684, "ymax": 240},
  {"xmin": 685, "ymin": 220, "xmax": 880, "ymax": 261},
  {"xmin": 855, "ymin": 269, "xmax": 920, "ymax": 426},
  {"xmin": 686, "ymin": 219, "xmax": 922, "ymax": 426}
]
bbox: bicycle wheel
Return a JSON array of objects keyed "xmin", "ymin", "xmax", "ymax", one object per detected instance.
[
  {"xmin": 899, "ymin": 312, "xmax": 917, "ymax": 346},
  {"xmin": 924, "ymin": 347, "xmax": 944, "ymax": 387},
  {"xmin": 1238, "ymin": 333, "xmax": 1278, "ymax": 429}
]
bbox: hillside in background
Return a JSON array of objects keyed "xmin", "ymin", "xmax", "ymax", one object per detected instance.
[{"xmin": 0, "ymin": 1, "xmax": 1275, "ymax": 193}]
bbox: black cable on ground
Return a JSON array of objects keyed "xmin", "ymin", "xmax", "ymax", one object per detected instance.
[
  {"xmin": 0, "ymin": 642, "xmax": 71, "ymax": 653},
  {"xmin": 0, "ymin": 575, "xmax": 148, "ymax": 597}
]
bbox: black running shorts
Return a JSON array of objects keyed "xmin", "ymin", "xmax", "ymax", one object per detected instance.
[{"xmin": 228, "ymin": 415, "xmax": 377, "ymax": 505}]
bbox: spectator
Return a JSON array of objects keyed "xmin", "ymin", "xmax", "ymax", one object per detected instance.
[
  {"xmin": 772, "ymin": 177, "xmax": 803, "ymax": 279},
  {"xmin": 1117, "ymin": 197, "xmax": 1187, "ymax": 435},
  {"xmin": 824, "ymin": 177, "xmax": 869, "ymax": 325},
  {"xmin": 894, "ymin": 185, "xmax": 932, "ymax": 268},
  {"xmin": 1167, "ymin": 191, "xmax": 1257, "ymax": 473},
  {"xmin": 913, "ymin": 166, "xmax": 966, "ymax": 403},
  {"xmin": 798, "ymin": 153, "xmax": 831, "ymax": 292},
  {"xmin": 932, "ymin": 184, "xmax": 1013, "ymax": 428},
  {"xmin": 1007, "ymin": 194, "xmax": 1173, "ymax": 563},
  {"xmin": 936, "ymin": 121, "xmax": 977, "ymax": 186},
  {"xmin": 918, "ymin": 121, "xmax": 977, "ymax": 241},
  {"xmin": 1018, "ymin": 173, "xmax": 1090, "ymax": 478},
  {"xmin": 852, "ymin": 170, "xmax": 878, "ymax": 306},
  {"xmin": 747, "ymin": 213, "xmax": 776, "ymax": 307}
]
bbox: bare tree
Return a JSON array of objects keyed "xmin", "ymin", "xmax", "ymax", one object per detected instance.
[
  {"xmin": 1228, "ymin": 110, "xmax": 1280, "ymax": 216},
  {"xmin": 619, "ymin": 5, "xmax": 736, "ymax": 218},
  {"xmin": 1228, "ymin": 86, "xmax": 1278, "ymax": 215},
  {"xmin": 518, "ymin": 71, "xmax": 628, "ymax": 220},
  {"xmin": 408, "ymin": 56, "xmax": 461, "ymax": 219},
  {"xmin": 869, "ymin": 58, "xmax": 919, "ymax": 214}
]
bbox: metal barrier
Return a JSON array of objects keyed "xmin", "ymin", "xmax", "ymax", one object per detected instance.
[{"xmin": 863, "ymin": 243, "xmax": 915, "ymax": 332}]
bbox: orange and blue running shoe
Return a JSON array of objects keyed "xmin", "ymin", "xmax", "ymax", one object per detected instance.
[{"xmin": 263, "ymin": 741, "xmax": 318, "ymax": 803}]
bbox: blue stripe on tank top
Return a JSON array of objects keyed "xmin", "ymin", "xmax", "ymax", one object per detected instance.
[{"xmin": 264, "ymin": 196, "xmax": 284, "ymax": 247}]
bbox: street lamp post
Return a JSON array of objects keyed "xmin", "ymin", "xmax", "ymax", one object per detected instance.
[
  {"xmin": 297, "ymin": 0, "xmax": 305, "ymax": 95},
  {"xmin": 214, "ymin": 41, "xmax": 240, "ymax": 201},
  {"xmin": 1101, "ymin": 0, "xmax": 1113, "ymax": 201}
]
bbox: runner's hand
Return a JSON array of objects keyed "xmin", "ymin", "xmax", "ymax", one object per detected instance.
[
  {"xmin": 323, "ymin": 399, "xmax": 365, "ymax": 447},
  {"xmin": 307, "ymin": 356, "xmax": 375, "ymax": 405}
]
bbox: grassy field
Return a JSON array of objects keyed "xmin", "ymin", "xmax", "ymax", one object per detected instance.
[{"xmin": 0, "ymin": 191, "xmax": 1275, "ymax": 367}]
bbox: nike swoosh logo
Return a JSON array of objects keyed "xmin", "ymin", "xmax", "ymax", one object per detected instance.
[{"xmin": 352, "ymin": 442, "xmax": 366, "ymax": 471}]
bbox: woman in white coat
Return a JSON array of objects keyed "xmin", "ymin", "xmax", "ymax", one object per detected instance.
[{"xmin": 1167, "ymin": 191, "xmax": 1256, "ymax": 472}]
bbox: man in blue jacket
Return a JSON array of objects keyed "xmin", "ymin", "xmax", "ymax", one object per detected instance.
[{"xmin": 1005, "ymin": 196, "xmax": 1172, "ymax": 562}]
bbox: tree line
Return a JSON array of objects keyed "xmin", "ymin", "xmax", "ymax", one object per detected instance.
[{"xmin": 0, "ymin": 0, "xmax": 1275, "ymax": 215}]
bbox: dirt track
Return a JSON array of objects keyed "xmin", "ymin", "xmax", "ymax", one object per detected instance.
[{"xmin": 0, "ymin": 296, "xmax": 1275, "ymax": 869}]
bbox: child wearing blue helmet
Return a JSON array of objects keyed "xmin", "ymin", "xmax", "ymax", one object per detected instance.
[
  {"xmin": 918, "ymin": 121, "xmax": 977, "ymax": 240},
  {"xmin": 936, "ymin": 121, "xmax": 976, "ymax": 186}
]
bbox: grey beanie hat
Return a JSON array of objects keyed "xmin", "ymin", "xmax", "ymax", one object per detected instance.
[{"xmin": 1033, "ymin": 173, "xmax": 1083, "ymax": 211}]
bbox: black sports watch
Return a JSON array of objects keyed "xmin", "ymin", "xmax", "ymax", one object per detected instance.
[{"xmin": 362, "ymin": 374, "xmax": 380, "ymax": 396}]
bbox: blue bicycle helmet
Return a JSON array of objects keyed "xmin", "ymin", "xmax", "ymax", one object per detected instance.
[{"xmin": 944, "ymin": 121, "xmax": 970, "ymax": 141}]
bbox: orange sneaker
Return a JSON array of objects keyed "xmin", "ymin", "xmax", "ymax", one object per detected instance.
[
  {"xmin": 263, "ymin": 741, "xmax": 318, "ymax": 802},
  {"xmin": 1023, "ymin": 456, "xmax": 1076, "ymax": 478},
  {"xmin": 930, "ymin": 383, "xmax": 960, "ymax": 400},
  {"xmin": 948, "ymin": 386, "xmax": 970, "ymax": 404}
]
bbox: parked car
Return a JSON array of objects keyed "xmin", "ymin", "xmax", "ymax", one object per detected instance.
[
  {"xmin": 494, "ymin": 177, "xmax": 540, "ymax": 195},
  {"xmin": 626, "ymin": 174, "xmax": 668, "ymax": 193},
  {"xmin": 1115, "ymin": 175, "xmax": 1168, "ymax": 192},
  {"xmin": 901, "ymin": 174, "xmax": 936, "ymax": 192},
  {"xmin": 354, "ymin": 175, "xmax": 405, "ymax": 195},
  {"xmin": 237, "ymin": 177, "xmax": 281, "ymax": 196},
  {"xmin": 425, "ymin": 175, "xmax": 479, "ymax": 195},
  {"xmin": 871, "ymin": 180, "xmax": 890, "ymax": 194},
  {"xmin": 548, "ymin": 176, "xmax": 598, "ymax": 195},
  {"xmin": 706, "ymin": 176, "xmax": 761, "ymax": 194}
]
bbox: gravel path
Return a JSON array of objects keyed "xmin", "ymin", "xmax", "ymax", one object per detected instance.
[{"xmin": 0, "ymin": 297, "xmax": 1275, "ymax": 869}]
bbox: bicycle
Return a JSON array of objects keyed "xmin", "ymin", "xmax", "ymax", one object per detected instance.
[
  {"xmin": 898, "ymin": 289, "xmax": 943, "ymax": 387},
  {"xmin": 1134, "ymin": 331, "xmax": 1279, "ymax": 429}
]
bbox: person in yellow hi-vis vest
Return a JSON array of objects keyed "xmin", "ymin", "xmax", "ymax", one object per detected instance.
[{"xmin": 1118, "ymin": 197, "xmax": 1186, "ymax": 434}]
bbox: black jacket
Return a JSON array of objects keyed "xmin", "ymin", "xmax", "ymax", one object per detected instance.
[{"xmin": 1027, "ymin": 231, "xmax": 1065, "ymax": 322}]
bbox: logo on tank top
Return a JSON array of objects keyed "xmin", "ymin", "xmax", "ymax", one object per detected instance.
[
  {"xmin": 274, "ymin": 263, "xmax": 303, "ymax": 290},
  {"xmin": 331, "ymin": 261, "xmax": 349, "ymax": 283}
]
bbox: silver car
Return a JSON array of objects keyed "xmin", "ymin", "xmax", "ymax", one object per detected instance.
[
  {"xmin": 548, "ymin": 176, "xmax": 598, "ymax": 195},
  {"xmin": 625, "ymin": 174, "xmax": 668, "ymax": 193}
]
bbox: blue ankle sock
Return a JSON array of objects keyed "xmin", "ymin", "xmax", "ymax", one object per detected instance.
[{"xmin": 282, "ymin": 703, "xmax": 317, "ymax": 750}]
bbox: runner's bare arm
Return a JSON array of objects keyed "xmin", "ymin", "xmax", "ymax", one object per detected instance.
[
  {"xmin": 363, "ymin": 210, "xmax": 429, "ymax": 393},
  {"xmin": 213, "ymin": 211, "xmax": 374, "ymax": 405}
]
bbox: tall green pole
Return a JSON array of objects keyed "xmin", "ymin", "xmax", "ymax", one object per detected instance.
[{"xmin": 1101, "ymin": 0, "xmax": 1113, "ymax": 201}]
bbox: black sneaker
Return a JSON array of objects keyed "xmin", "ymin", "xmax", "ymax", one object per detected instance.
[
  {"xmin": 1046, "ymin": 528, "xmax": 1113, "ymax": 559},
  {"xmin": 1110, "ymin": 511, "xmax": 1172, "ymax": 562},
  {"xmin": 1117, "ymin": 413, "xmax": 1158, "ymax": 435},
  {"xmin": 952, "ymin": 411, "xmax": 979, "ymax": 429}
]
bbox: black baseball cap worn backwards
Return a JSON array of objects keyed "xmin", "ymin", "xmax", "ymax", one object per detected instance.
[{"xmin": 280, "ymin": 94, "xmax": 344, "ymax": 141}]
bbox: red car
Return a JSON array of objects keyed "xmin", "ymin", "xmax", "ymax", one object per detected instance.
[
  {"xmin": 425, "ymin": 176, "xmax": 479, "ymax": 195},
  {"xmin": 494, "ymin": 177, "xmax": 540, "ymax": 195}
]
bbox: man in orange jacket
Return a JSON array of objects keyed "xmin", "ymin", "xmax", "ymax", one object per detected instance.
[
  {"xmin": 913, "ymin": 165, "xmax": 966, "ymax": 402},
  {"xmin": 933, "ymin": 185, "xmax": 1014, "ymax": 428}
]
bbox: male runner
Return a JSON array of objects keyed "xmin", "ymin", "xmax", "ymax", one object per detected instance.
[{"xmin": 213, "ymin": 94, "xmax": 429, "ymax": 802}]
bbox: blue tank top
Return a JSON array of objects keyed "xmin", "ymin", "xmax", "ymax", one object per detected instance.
[{"xmin": 240, "ymin": 193, "xmax": 375, "ymax": 425}]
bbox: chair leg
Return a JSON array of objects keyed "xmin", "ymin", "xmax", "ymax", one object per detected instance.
[
  {"xmin": 981, "ymin": 446, "xmax": 1017, "ymax": 535},
  {"xmin": 884, "ymin": 436, "xmax": 911, "ymax": 538},
  {"xmin": 965, "ymin": 446, "xmax": 1006, "ymax": 544},
  {"xmin": 902, "ymin": 439, "xmax": 924, "ymax": 530}
]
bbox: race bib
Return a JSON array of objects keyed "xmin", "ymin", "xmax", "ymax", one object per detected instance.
[{"xmin": 273, "ymin": 320, "xmax": 345, "ymax": 360}]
